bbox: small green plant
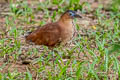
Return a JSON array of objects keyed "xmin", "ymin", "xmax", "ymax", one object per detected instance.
[{"xmin": 111, "ymin": 0, "xmax": 120, "ymax": 12}]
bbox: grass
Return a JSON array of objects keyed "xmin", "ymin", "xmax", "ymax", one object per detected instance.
[{"xmin": 0, "ymin": 0, "xmax": 120, "ymax": 80}]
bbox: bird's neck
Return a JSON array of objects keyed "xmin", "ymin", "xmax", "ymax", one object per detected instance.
[{"xmin": 58, "ymin": 18, "xmax": 73, "ymax": 25}]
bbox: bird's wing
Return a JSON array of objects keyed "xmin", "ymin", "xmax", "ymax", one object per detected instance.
[{"xmin": 26, "ymin": 23, "xmax": 62, "ymax": 46}]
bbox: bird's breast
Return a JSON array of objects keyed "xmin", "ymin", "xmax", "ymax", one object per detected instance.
[{"xmin": 59, "ymin": 21, "xmax": 75, "ymax": 43}]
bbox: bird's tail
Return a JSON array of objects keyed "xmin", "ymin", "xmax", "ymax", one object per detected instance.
[{"xmin": 24, "ymin": 31, "xmax": 32, "ymax": 38}]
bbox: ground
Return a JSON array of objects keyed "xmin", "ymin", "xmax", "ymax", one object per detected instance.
[{"xmin": 0, "ymin": 0, "xmax": 120, "ymax": 80}]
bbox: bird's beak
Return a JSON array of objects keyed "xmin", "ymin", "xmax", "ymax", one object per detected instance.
[{"xmin": 74, "ymin": 14, "xmax": 82, "ymax": 18}]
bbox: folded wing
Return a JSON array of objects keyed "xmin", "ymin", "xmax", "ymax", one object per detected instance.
[{"xmin": 26, "ymin": 23, "xmax": 62, "ymax": 46}]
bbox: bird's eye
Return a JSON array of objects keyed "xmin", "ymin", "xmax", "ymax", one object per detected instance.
[{"xmin": 69, "ymin": 12, "xmax": 74, "ymax": 16}]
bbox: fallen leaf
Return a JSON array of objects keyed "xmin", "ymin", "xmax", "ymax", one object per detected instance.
[{"xmin": 92, "ymin": 25, "xmax": 96, "ymax": 30}]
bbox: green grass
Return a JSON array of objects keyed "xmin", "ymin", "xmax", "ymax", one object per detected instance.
[{"xmin": 0, "ymin": 0, "xmax": 120, "ymax": 80}]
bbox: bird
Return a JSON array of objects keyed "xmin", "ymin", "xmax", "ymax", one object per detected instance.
[{"xmin": 25, "ymin": 10, "xmax": 82, "ymax": 47}]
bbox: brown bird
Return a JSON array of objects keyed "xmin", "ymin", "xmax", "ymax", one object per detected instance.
[{"xmin": 25, "ymin": 10, "xmax": 81, "ymax": 47}]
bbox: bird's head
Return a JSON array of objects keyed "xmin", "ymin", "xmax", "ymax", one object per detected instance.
[{"xmin": 60, "ymin": 10, "xmax": 82, "ymax": 20}]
